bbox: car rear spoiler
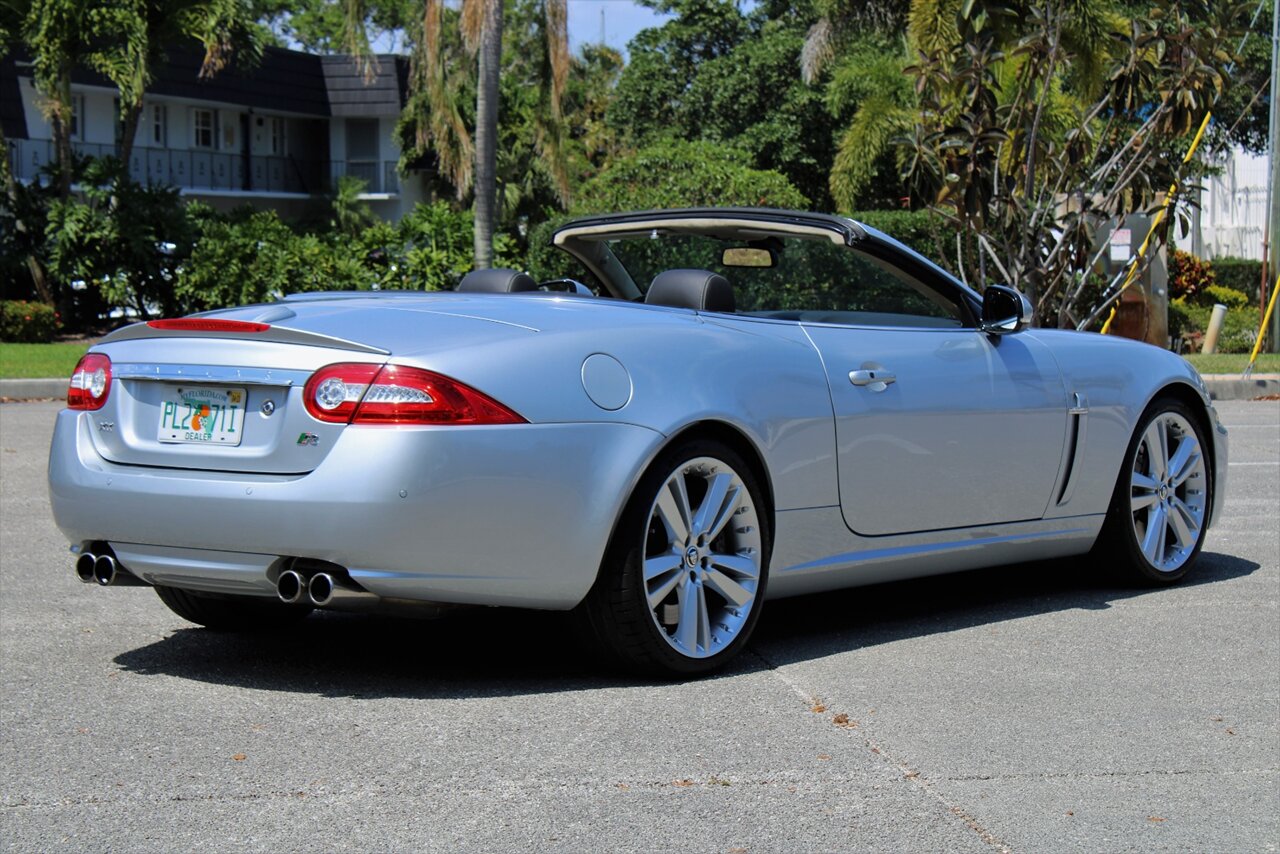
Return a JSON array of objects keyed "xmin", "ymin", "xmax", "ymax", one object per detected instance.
[{"xmin": 99, "ymin": 319, "xmax": 390, "ymax": 355}]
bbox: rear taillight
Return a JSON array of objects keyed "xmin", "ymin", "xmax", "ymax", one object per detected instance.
[
  {"xmin": 303, "ymin": 363, "xmax": 526, "ymax": 425},
  {"xmin": 302, "ymin": 363, "xmax": 382, "ymax": 424},
  {"xmin": 67, "ymin": 353, "xmax": 112, "ymax": 410},
  {"xmin": 146, "ymin": 319, "xmax": 270, "ymax": 333}
]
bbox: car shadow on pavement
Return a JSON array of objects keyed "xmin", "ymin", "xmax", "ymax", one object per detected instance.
[
  {"xmin": 112, "ymin": 550, "xmax": 1259, "ymax": 697},
  {"xmin": 752, "ymin": 550, "xmax": 1261, "ymax": 665}
]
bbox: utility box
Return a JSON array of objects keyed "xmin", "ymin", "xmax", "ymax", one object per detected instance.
[{"xmin": 1098, "ymin": 214, "xmax": 1169, "ymax": 348}]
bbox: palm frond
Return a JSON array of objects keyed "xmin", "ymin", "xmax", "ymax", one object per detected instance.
[
  {"xmin": 829, "ymin": 96, "xmax": 911, "ymax": 212},
  {"xmin": 908, "ymin": 0, "xmax": 960, "ymax": 56},
  {"xmin": 801, "ymin": 17, "xmax": 833, "ymax": 84}
]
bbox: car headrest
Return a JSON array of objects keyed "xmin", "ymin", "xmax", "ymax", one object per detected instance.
[
  {"xmin": 457, "ymin": 268, "xmax": 539, "ymax": 293},
  {"xmin": 645, "ymin": 269, "xmax": 735, "ymax": 313}
]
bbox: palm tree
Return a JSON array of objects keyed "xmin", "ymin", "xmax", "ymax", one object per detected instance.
[
  {"xmin": 13, "ymin": 0, "xmax": 258, "ymax": 200},
  {"xmin": 400, "ymin": 0, "xmax": 568, "ymax": 268},
  {"xmin": 105, "ymin": 0, "xmax": 263, "ymax": 172}
]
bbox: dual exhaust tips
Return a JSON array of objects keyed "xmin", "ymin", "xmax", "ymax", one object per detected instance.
[
  {"xmin": 277, "ymin": 568, "xmax": 371, "ymax": 609},
  {"xmin": 75, "ymin": 551, "xmax": 146, "ymax": 587}
]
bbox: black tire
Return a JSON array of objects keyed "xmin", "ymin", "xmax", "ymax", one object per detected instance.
[
  {"xmin": 575, "ymin": 438, "xmax": 771, "ymax": 677},
  {"xmin": 154, "ymin": 585, "xmax": 313, "ymax": 631},
  {"xmin": 1095, "ymin": 397, "xmax": 1213, "ymax": 586}
]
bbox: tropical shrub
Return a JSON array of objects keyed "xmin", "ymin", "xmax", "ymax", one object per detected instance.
[
  {"xmin": 1169, "ymin": 250, "xmax": 1217, "ymax": 303},
  {"xmin": 1199, "ymin": 285, "xmax": 1250, "ymax": 311},
  {"xmin": 1170, "ymin": 298, "xmax": 1261, "ymax": 354},
  {"xmin": 0, "ymin": 300, "xmax": 59, "ymax": 342}
]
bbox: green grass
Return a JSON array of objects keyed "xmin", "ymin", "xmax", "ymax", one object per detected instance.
[
  {"xmin": 1184, "ymin": 353, "xmax": 1280, "ymax": 375},
  {"xmin": 0, "ymin": 342, "xmax": 94, "ymax": 379}
]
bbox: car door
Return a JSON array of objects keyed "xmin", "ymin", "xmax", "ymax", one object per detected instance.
[
  {"xmin": 805, "ymin": 322, "xmax": 1069, "ymax": 536},
  {"xmin": 774, "ymin": 238, "xmax": 1069, "ymax": 536}
]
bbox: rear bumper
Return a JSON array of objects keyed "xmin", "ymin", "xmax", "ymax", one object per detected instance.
[{"xmin": 49, "ymin": 410, "xmax": 664, "ymax": 609}]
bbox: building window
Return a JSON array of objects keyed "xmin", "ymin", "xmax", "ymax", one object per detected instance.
[
  {"xmin": 220, "ymin": 113, "xmax": 238, "ymax": 151},
  {"xmin": 192, "ymin": 108, "xmax": 214, "ymax": 149},
  {"xmin": 70, "ymin": 94, "xmax": 85, "ymax": 141},
  {"xmin": 151, "ymin": 104, "xmax": 167, "ymax": 147}
]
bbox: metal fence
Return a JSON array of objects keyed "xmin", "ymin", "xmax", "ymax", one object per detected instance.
[
  {"xmin": 5, "ymin": 139, "xmax": 400, "ymax": 197},
  {"xmin": 330, "ymin": 159, "xmax": 400, "ymax": 194}
]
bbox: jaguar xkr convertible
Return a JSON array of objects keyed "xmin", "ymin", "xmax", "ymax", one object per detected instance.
[{"xmin": 49, "ymin": 208, "xmax": 1227, "ymax": 675}]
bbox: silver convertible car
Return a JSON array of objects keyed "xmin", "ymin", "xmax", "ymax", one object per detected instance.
[{"xmin": 49, "ymin": 208, "xmax": 1227, "ymax": 675}]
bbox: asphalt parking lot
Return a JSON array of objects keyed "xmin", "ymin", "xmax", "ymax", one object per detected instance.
[{"xmin": 1, "ymin": 399, "xmax": 1276, "ymax": 853}]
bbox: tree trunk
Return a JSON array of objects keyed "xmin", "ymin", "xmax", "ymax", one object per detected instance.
[
  {"xmin": 472, "ymin": 0, "xmax": 502, "ymax": 270},
  {"xmin": 52, "ymin": 64, "xmax": 74, "ymax": 201},
  {"xmin": 118, "ymin": 100, "xmax": 144, "ymax": 175}
]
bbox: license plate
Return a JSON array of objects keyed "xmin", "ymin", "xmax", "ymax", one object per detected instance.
[{"xmin": 158, "ymin": 386, "xmax": 247, "ymax": 446}]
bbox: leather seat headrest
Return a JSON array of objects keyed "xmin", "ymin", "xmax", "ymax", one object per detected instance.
[
  {"xmin": 457, "ymin": 268, "xmax": 539, "ymax": 293},
  {"xmin": 645, "ymin": 269, "xmax": 735, "ymax": 313}
]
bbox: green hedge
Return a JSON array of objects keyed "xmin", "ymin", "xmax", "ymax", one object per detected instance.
[
  {"xmin": 1170, "ymin": 299, "xmax": 1261, "ymax": 354},
  {"xmin": 0, "ymin": 301, "xmax": 59, "ymax": 343},
  {"xmin": 1211, "ymin": 257, "xmax": 1263, "ymax": 302}
]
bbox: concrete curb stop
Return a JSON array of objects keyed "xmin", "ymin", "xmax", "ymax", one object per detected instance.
[
  {"xmin": 0, "ymin": 379, "xmax": 70, "ymax": 400},
  {"xmin": 3, "ymin": 374, "xmax": 1278, "ymax": 403}
]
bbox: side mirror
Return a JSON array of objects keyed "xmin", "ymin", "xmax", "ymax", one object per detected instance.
[{"xmin": 980, "ymin": 285, "xmax": 1032, "ymax": 335}]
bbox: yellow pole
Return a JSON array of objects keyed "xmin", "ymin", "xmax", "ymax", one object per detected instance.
[
  {"xmin": 1243, "ymin": 273, "xmax": 1280, "ymax": 377},
  {"xmin": 1100, "ymin": 112, "xmax": 1214, "ymax": 335}
]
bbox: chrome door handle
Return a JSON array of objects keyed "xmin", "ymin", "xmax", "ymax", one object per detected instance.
[{"xmin": 849, "ymin": 369, "xmax": 896, "ymax": 387}]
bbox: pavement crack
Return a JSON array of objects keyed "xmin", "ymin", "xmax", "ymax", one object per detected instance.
[
  {"xmin": 746, "ymin": 646, "xmax": 1014, "ymax": 854},
  {"xmin": 944, "ymin": 767, "xmax": 1279, "ymax": 782}
]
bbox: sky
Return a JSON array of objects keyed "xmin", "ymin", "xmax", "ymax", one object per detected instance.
[{"xmin": 566, "ymin": 0, "xmax": 672, "ymax": 56}]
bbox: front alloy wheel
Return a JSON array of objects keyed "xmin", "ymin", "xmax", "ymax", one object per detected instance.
[
  {"xmin": 1100, "ymin": 398, "xmax": 1212, "ymax": 584},
  {"xmin": 1128, "ymin": 411, "xmax": 1208, "ymax": 573}
]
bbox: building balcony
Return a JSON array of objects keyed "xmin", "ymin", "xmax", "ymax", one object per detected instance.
[{"xmin": 5, "ymin": 139, "xmax": 401, "ymax": 197}]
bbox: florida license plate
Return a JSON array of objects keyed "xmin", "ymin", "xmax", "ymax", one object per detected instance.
[{"xmin": 157, "ymin": 386, "xmax": 247, "ymax": 445}]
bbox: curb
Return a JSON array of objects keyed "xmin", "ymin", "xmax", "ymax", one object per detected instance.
[
  {"xmin": 4, "ymin": 374, "xmax": 1278, "ymax": 403},
  {"xmin": 1, "ymin": 378, "xmax": 69, "ymax": 400},
  {"xmin": 1202, "ymin": 374, "xmax": 1280, "ymax": 401}
]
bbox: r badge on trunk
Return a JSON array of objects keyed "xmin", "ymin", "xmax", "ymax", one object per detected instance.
[{"xmin": 297, "ymin": 432, "xmax": 319, "ymax": 447}]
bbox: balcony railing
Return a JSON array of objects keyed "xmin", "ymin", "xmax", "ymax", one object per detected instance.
[
  {"xmin": 330, "ymin": 159, "xmax": 400, "ymax": 194},
  {"xmin": 5, "ymin": 139, "xmax": 400, "ymax": 196}
]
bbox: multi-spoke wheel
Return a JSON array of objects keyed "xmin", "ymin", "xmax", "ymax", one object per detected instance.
[
  {"xmin": 576, "ymin": 439, "xmax": 770, "ymax": 676},
  {"xmin": 1099, "ymin": 398, "xmax": 1212, "ymax": 584}
]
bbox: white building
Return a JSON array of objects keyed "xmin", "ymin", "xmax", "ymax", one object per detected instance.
[
  {"xmin": 1, "ymin": 45, "xmax": 428, "ymax": 222},
  {"xmin": 1179, "ymin": 146, "xmax": 1270, "ymax": 262}
]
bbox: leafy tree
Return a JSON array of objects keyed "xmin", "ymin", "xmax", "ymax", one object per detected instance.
[
  {"xmin": 527, "ymin": 138, "xmax": 807, "ymax": 280},
  {"xmin": 608, "ymin": 0, "xmax": 835, "ymax": 207},
  {"xmin": 269, "ymin": 0, "xmax": 414, "ymax": 53},
  {"xmin": 608, "ymin": 0, "xmax": 747, "ymax": 141},
  {"xmin": 892, "ymin": 0, "xmax": 1247, "ymax": 326},
  {"xmin": 573, "ymin": 138, "xmax": 808, "ymax": 214},
  {"xmin": 42, "ymin": 157, "xmax": 193, "ymax": 323}
]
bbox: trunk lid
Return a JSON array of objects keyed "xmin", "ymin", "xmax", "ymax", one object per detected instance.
[{"xmin": 87, "ymin": 298, "xmax": 538, "ymax": 474}]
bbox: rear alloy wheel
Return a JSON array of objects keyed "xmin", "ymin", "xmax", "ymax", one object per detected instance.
[
  {"xmin": 154, "ymin": 585, "xmax": 312, "ymax": 631},
  {"xmin": 579, "ymin": 440, "xmax": 770, "ymax": 676},
  {"xmin": 1101, "ymin": 399, "xmax": 1211, "ymax": 584}
]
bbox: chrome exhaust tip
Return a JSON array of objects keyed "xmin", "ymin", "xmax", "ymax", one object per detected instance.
[
  {"xmin": 93, "ymin": 554, "xmax": 118, "ymax": 586},
  {"xmin": 307, "ymin": 572, "xmax": 337, "ymax": 607},
  {"xmin": 75, "ymin": 553, "xmax": 98, "ymax": 583},
  {"xmin": 276, "ymin": 569, "xmax": 308, "ymax": 605},
  {"xmin": 307, "ymin": 572, "xmax": 377, "ymax": 609}
]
